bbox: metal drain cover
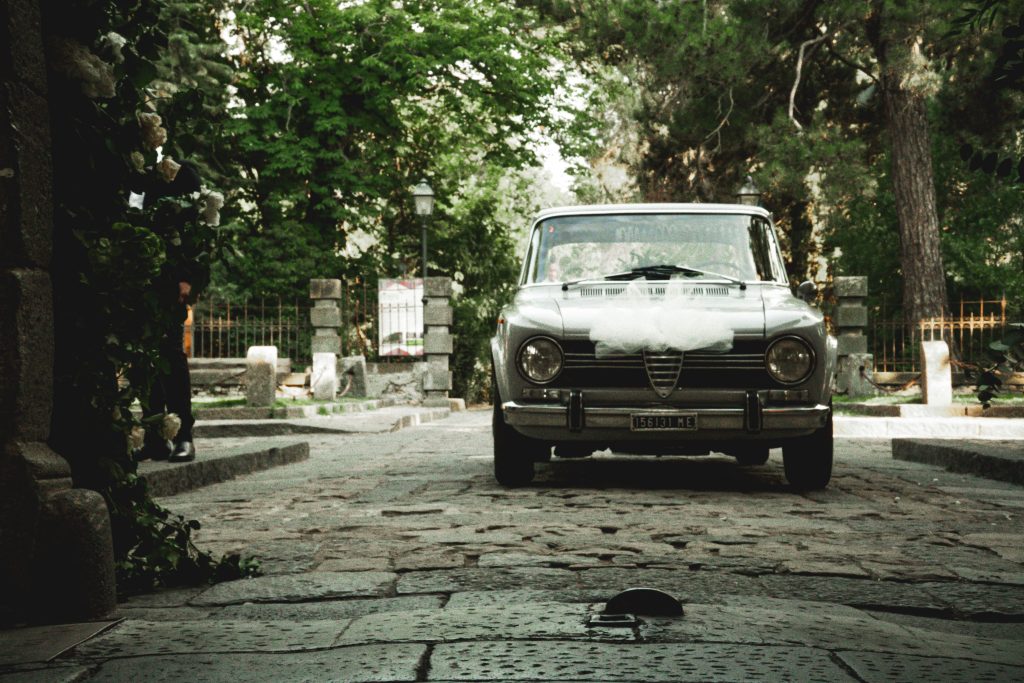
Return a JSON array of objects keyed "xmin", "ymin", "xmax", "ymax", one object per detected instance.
[{"xmin": 604, "ymin": 587, "xmax": 684, "ymax": 616}]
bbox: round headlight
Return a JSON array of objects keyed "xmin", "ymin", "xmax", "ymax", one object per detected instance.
[
  {"xmin": 766, "ymin": 337, "xmax": 814, "ymax": 385},
  {"xmin": 518, "ymin": 337, "xmax": 563, "ymax": 384}
]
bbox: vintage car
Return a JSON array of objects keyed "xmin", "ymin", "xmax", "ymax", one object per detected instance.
[{"xmin": 491, "ymin": 204, "xmax": 836, "ymax": 488}]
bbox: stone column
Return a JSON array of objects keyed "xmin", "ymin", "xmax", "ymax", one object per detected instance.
[
  {"xmin": 921, "ymin": 340, "xmax": 953, "ymax": 406},
  {"xmin": 245, "ymin": 346, "xmax": 278, "ymax": 407},
  {"xmin": 422, "ymin": 277, "xmax": 454, "ymax": 406},
  {"xmin": 834, "ymin": 276, "xmax": 876, "ymax": 397},
  {"xmin": 309, "ymin": 279, "xmax": 341, "ymax": 400},
  {"xmin": 0, "ymin": 0, "xmax": 115, "ymax": 624}
]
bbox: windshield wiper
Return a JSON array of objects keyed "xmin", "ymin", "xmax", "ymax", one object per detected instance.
[{"xmin": 603, "ymin": 264, "xmax": 747, "ymax": 290}]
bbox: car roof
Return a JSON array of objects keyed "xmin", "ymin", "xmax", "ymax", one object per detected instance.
[{"xmin": 533, "ymin": 203, "xmax": 771, "ymax": 222}]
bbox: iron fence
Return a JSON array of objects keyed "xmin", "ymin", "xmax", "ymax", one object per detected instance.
[
  {"xmin": 869, "ymin": 297, "xmax": 1008, "ymax": 374},
  {"xmin": 186, "ymin": 297, "xmax": 312, "ymax": 365}
]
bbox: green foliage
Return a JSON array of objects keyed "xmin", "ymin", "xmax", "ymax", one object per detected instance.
[
  {"xmin": 971, "ymin": 324, "xmax": 1024, "ymax": 406},
  {"xmin": 535, "ymin": 0, "xmax": 1024, "ymax": 317},
  {"xmin": 44, "ymin": 0, "xmax": 257, "ymax": 592}
]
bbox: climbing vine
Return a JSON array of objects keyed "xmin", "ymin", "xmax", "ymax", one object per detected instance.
[{"xmin": 44, "ymin": 0, "xmax": 258, "ymax": 593}]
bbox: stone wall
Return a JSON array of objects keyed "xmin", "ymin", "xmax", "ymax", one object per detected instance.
[{"xmin": 0, "ymin": 0, "xmax": 115, "ymax": 625}]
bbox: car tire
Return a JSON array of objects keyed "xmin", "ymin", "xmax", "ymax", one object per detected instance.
[
  {"xmin": 782, "ymin": 406, "xmax": 833, "ymax": 490},
  {"xmin": 492, "ymin": 375, "xmax": 538, "ymax": 486},
  {"xmin": 734, "ymin": 446, "xmax": 770, "ymax": 466}
]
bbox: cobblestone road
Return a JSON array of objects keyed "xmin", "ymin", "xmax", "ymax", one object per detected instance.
[{"xmin": 18, "ymin": 410, "xmax": 1024, "ymax": 681}]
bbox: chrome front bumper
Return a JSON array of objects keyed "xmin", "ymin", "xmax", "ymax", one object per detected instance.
[{"xmin": 503, "ymin": 401, "xmax": 830, "ymax": 433}]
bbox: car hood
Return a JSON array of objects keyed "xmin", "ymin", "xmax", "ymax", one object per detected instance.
[{"xmin": 514, "ymin": 282, "xmax": 768, "ymax": 339}]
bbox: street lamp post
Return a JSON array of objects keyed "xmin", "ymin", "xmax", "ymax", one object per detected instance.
[
  {"xmin": 735, "ymin": 175, "xmax": 761, "ymax": 206},
  {"xmin": 412, "ymin": 180, "xmax": 435, "ymax": 281}
]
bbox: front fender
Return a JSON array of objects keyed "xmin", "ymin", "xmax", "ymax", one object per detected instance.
[{"xmin": 491, "ymin": 294, "xmax": 563, "ymax": 407}]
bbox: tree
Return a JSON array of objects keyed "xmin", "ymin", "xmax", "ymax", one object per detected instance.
[{"xmin": 533, "ymin": 0, "xmax": 1024, "ymax": 321}]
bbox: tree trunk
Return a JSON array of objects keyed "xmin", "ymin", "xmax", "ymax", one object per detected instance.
[{"xmin": 880, "ymin": 74, "xmax": 949, "ymax": 323}]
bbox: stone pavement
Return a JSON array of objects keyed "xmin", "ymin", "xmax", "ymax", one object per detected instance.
[{"xmin": 4, "ymin": 411, "xmax": 1024, "ymax": 681}]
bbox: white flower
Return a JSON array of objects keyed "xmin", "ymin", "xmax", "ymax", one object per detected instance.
[
  {"xmin": 49, "ymin": 38, "xmax": 116, "ymax": 99},
  {"xmin": 158, "ymin": 157, "xmax": 181, "ymax": 183},
  {"xmin": 102, "ymin": 32, "xmax": 126, "ymax": 64},
  {"xmin": 161, "ymin": 413, "xmax": 182, "ymax": 441},
  {"xmin": 138, "ymin": 112, "xmax": 167, "ymax": 150},
  {"xmin": 128, "ymin": 191, "xmax": 146, "ymax": 210},
  {"xmin": 200, "ymin": 190, "xmax": 225, "ymax": 226},
  {"xmin": 127, "ymin": 425, "xmax": 146, "ymax": 452},
  {"xmin": 130, "ymin": 151, "xmax": 146, "ymax": 172}
]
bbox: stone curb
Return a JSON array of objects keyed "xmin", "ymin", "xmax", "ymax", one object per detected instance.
[
  {"xmin": 194, "ymin": 407, "xmax": 452, "ymax": 439},
  {"xmin": 835, "ymin": 416, "xmax": 1024, "ymax": 439},
  {"xmin": 193, "ymin": 397, "xmax": 402, "ymax": 421},
  {"xmin": 838, "ymin": 403, "xmax": 1024, "ymax": 418},
  {"xmin": 892, "ymin": 439, "xmax": 1024, "ymax": 486},
  {"xmin": 142, "ymin": 442, "xmax": 310, "ymax": 497}
]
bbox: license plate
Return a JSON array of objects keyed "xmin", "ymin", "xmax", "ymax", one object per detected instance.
[{"xmin": 630, "ymin": 413, "xmax": 697, "ymax": 431}]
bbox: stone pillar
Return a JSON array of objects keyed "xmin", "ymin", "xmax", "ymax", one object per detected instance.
[
  {"xmin": 921, "ymin": 340, "xmax": 953, "ymax": 406},
  {"xmin": 834, "ymin": 276, "xmax": 876, "ymax": 398},
  {"xmin": 245, "ymin": 346, "xmax": 277, "ymax": 407},
  {"xmin": 422, "ymin": 277, "xmax": 454, "ymax": 406},
  {"xmin": 309, "ymin": 279, "xmax": 341, "ymax": 400},
  {"xmin": 340, "ymin": 355, "xmax": 367, "ymax": 398},
  {"xmin": 0, "ymin": 0, "xmax": 115, "ymax": 624}
]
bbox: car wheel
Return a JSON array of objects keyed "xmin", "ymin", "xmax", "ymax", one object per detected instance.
[
  {"xmin": 492, "ymin": 377, "xmax": 539, "ymax": 486},
  {"xmin": 734, "ymin": 446, "xmax": 770, "ymax": 466},
  {"xmin": 782, "ymin": 406, "xmax": 833, "ymax": 490}
]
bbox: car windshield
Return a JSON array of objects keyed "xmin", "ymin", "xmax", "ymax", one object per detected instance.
[{"xmin": 525, "ymin": 213, "xmax": 787, "ymax": 285}]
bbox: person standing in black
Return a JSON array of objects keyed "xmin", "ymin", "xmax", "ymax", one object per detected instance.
[{"xmin": 134, "ymin": 160, "xmax": 206, "ymax": 463}]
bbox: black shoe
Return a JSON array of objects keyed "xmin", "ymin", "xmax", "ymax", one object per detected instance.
[
  {"xmin": 169, "ymin": 441, "xmax": 195, "ymax": 463},
  {"xmin": 136, "ymin": 439, "xmax": 173, "ymax": 462}
]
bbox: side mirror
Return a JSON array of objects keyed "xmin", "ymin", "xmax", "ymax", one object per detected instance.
[{"xmin": 796, "ymin": 280, "xmax": 817, "ymax": 303}]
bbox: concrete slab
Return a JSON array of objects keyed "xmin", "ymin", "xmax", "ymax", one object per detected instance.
[
  {"xmin": 189, "ymin": 571, "xmax": 395, "ymax": 606},
  {"xmin": 837, "ymin": 651, "xmax": 1024, "ymax": 683},
  {"xmin": 892, "ymin": 439, "xmax": 1024, "ymax": 485},
  {"xmin": 428, "ymin": 641, "xmax": 857, "ymax": 681},
  {"xmin": 0, "ymin": 621, "xmax": 118, "ymax": 666},
  {"xmin": 81, "ymin": 645, "xmax": 426, "ymax": 682},
  {"xmin": 69, "ymin": 619, "xmax": 346, "ymax": 659}
]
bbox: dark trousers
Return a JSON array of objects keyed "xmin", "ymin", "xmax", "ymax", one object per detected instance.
[{"xmin": 145, "ymin": 318, "xmax": 194, "ymax": 443}]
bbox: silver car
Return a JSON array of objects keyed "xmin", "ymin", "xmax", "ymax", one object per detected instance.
[{"xmin": 491, "ymin": 204, "xmax": 836, "ymax": 488}]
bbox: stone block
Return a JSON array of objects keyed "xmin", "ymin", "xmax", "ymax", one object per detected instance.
[
  {"xmin": 836, "ymin": 353, "xmax": 876, "ymax": 398},
  {"xmin": 424, "ymin": 331, "xmax": 454, "ymax": 355},
  {"xmin": 423, "ymin": 303, "xmax": 453, "ymax": 327},
  {"xmin": 309, "ymin": 278, "xmax": 341, "ymax": 300},
  {"xmin": 0, "ymin": 83, "xmax": 53, "ymax": 269},
  {"xmin": 340, "ymin": 356, "xmax": 367, "ymax": 398},
  {"xmin": 245, "ymin": 346, "xmax": 278, "ymax": 407},
  {"xmin": 422, "ymin": 367, "xmax": 452, "ymax": 392},
  {"xmin": 309, "ymin": 305, "xmax": 341, "ymax": 329},
  {"xmin": 427, "ymin": 354, "xmax": 449, "ymax": 372},
  {"xmin": 0, "ymin": 0, "xmax": 49, "ymax": 96},
  {"xmin": 921, "ymin": 340, "xmax": 952, "ymax": 406},
  {"xmin": 34, "ymin": 488, "xmax": 116, "ymax": 622},
  {"xmin": 312, "ymin": 352, "xmax": 338, "ymax": 401},
  {"xmin": 833, "ymin": 276, "xmax": 868, "ymax": 299},
  {"xmin": 836, "ymin": 334, "xmax": 868, "ymax": 356},
  {"xmin": 311, "ymin": 332, "xmax": 340, "ymax": 355},
  {"xmin": 835, "ymin": 304, "xmax": 867, "ymax": 329},
  {"xmin": 0, "ymin": 268, "xmax": 54, "ymax": 443},
  {"xmin": 424, "ymin": 277, "xmax": 452, "ymax": 298}
]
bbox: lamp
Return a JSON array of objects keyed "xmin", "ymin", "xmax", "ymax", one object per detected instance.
[
  {"xmin": 412, "ymin": 180, "xmax": 434, "ymax": 279},
  {"xmin": 735, "ymin": 175, "xmax": 761, "ymax": 206}
]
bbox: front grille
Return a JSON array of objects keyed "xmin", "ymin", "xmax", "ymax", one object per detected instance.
[
  {"xmin": 643, "ymin": 350, "xmax": 683, "ymax": 398},
  {"xmin": 557, "ymin": 340, "xmax": 772, "ymax": 390}
]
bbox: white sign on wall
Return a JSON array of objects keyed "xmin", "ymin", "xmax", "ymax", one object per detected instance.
[{"xmin": 378, "ymin": 278, "xmax": 424, "ymax": 357}]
